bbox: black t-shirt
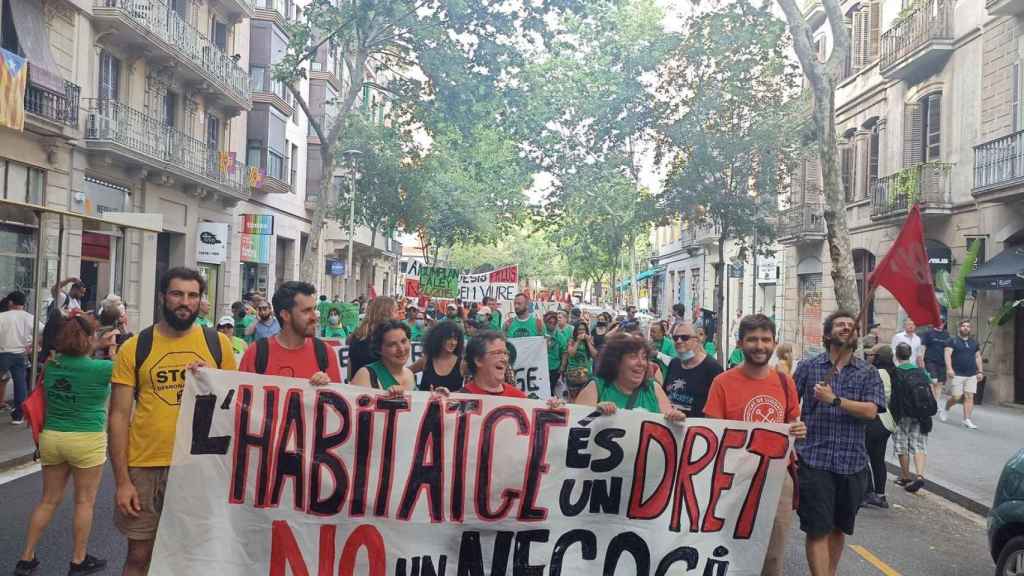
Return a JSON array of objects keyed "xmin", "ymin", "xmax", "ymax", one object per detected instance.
[
  {"xmin": 347, "ymin": 337, "xmax": 375, "ymax": 379},
  {"xmin": 920, "ymin": 328, "xmax": 950, "ymax": 365},
  {"xmin": 663, "ymin": 355, "xmax": 724, "ymax": 417},
  {"xmin": 946, "ymin": 337, "xmax": 979, "ymax": 376}
]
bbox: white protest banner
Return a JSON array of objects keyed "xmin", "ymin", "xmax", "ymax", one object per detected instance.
[
  {"xmin": 459, "ymin": 265, "xmax": 518, "ymax": 303},
  {"xmin": 324, "ymin": 341, "xmax": 425, "ymax": 385},
  {"xmin": 151, "ymin": 369, "xmax": 793, "ymax": 575},
  {"xmin": 508, "ymin": 336, "xmax": 551, "ymax": 399}
]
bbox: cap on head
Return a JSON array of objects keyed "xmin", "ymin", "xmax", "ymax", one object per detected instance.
[{"xmin": 217, "ymin": 315, "xmax": 235, "ymax": 327}]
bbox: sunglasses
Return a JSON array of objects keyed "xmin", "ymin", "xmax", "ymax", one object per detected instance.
[{"xmin": 672, "ymin": 334, "xmax": 694, "ymax": 342}]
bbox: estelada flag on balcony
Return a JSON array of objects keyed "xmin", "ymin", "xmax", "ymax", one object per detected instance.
[
  {"xmin": 0, "ymin": 48, "xmax": 28, "ymax": 131},
  {"xmin": 867, "ymin": 203, "xmax": 943, "ymax": 327},
  {"xmin": 218, "ymin": 152, "xmax": 236, "ymax": 175},
  {"xmin": 247, "ymin": 166, "xmax": 265, "ymax": 189}
]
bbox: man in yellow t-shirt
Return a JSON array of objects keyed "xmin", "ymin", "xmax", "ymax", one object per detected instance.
[{"xmin": 108, "ymin": 267, "xmax": 236, "ymax": 575}]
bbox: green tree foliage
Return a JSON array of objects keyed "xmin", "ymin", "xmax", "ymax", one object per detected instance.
[
  {"xmin": 653, "ymin": 0, "xmax": 801, "ymax": 352},
  {"xmin": 447, "ymin": 226, "xmax": 569, "ymax": 289}
]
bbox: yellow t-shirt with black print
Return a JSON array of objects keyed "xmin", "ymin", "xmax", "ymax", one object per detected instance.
[{"xmin": 111, "ymin": 325, "xmax": 236, "ymax": 467}]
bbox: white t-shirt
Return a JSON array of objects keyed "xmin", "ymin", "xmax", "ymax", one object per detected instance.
[
  {"xmin": 891, "ymin": 331, "xmax": 923, "ymax": 365},
  {"xmin": 55, "ymin": 291, "xmax": 81, "ymax": 312},
  {"xmin": 0, "ymin": 309, "xmax": 38, "ymax": 354}
]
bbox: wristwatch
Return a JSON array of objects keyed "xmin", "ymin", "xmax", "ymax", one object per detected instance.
[{"xmin": 831, "ymin": 396, "xmax": 842, "ymax": 408}]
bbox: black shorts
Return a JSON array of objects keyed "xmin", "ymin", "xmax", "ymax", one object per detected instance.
[
  {"xmin": 797, "ymin": 464, "xmax": 870, "ymax": 537},
  {"xmin": 925, "ymin": 361, "xmax": 946, "ymax": 383},
  {"xmin": 549, "ymin": 370, "xmax": 561, "ymax": 394}
]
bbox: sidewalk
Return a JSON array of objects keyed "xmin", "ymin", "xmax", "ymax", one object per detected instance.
[
  {"xmin": 885, "ymin": 402, "xmax": 1024, "ymax": 514},
  {"xmin": 0, "ymin": 409, "xmax": 35, "ymax": 470}
]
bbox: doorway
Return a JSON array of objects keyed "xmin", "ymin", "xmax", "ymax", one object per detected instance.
[{"xmin": 1015, "ymin": 289, "xmax": 1023, "ymax": 403}]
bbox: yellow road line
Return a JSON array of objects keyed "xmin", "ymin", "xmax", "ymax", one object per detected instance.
[{"xmin": 849, "ymin": 544, "xmax": 902, "ymax": 576}]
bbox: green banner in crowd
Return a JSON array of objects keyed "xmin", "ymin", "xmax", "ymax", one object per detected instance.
[
  {"xmin": 419, "ymin": 266, "xmax": 460, "ymax": 298},
  {"xmin": 338, "ymin": 303, "xmax": 360, "ymax": 329}
]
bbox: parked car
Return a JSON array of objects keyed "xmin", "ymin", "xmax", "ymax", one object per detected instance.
[{"xmin": 990, "ymin": 449, "xmax": 1024, "ymax": 575}]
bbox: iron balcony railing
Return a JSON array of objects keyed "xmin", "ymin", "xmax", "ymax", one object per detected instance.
[
  {"xmin": 779, "ymin": 203, "xmax": 826, "ymax": 239},
  {"xmin": 83, "ymin": 99, "xmax": 251, "ymax": 198},
  {"xmin": 249, "ymin": 65, "xmax": 292, "ymax": 105},
  {"xmin": 870, "ymin": 162, "xmax": 952, "ymax": 219},
  {"xmin": 880, "ymin": 0, "xmax": 954, "ymax": 71},
  {"xmin": 95, "ymin": 0, "xmax": 249, "ymax": 106},
  {"xmin": 974, "ymin": 129, "xmax": 1024, "ymax": 191},
  {"xmin": 24, "ymin": 80, "xmax": 80, "ymax": 128}
]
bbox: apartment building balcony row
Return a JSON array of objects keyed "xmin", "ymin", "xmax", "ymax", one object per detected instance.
[
  {"xmin": 778, "ymin": 202, "xmax": 826, "ymax": 245},
  {"xmin": 879, "ymin": 0, "xmax": 954, "ymax": 83},
  {"xmin": 82, "ymin": 98, "xmax": 252, "ymax": 202},
  {"xmin": 245, "ymin": 145, "xmax": 292, "ymax": 194},
  {"xmin": 252, "ymin": 0, "xmax": 292, "ymax": 29},
  {"xmin": 974, "ymin": 129, "xmax": 1024, "ymax": 200},
  {"xmin": 870, "ymin": 162, "xmax": 952, "ymax": 220},
  {"xmin": 987, "ymin": 0, "xmax": 1024, "ymax": 16},
  {"xmin": 92, "ymin": 0, "xmax": 251, "ymax": 111},
  {"xmin": 23, "ymin": 80, "xmax": 80, "ymax": 137}
]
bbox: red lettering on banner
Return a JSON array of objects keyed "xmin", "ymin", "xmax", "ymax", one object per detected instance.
[
  {"xmin": 734, "ymin": 428, "xmax": 790, "ymax": 539},
  {"xmin": 702, "ymin": 428, "xmax": 749, "ymax": 533},
  {"xmin": 627, "ymin": 421, "xmax": 678, "ymax": 520},
  {"xmin": 338, "ymin": 525, "xmax": 386, "ymax": 576},
  {"xmin": 269, "ymin": 521, "xmax": 336, "ymax": 576},
  {"xmin": 670, "ymin": 425, "xmax": 719, "ymax": 532}
]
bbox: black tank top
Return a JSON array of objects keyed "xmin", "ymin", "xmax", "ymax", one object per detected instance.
[{"xmin": 420, "ymin": 355, "xmax": 464, "ymax": 392}]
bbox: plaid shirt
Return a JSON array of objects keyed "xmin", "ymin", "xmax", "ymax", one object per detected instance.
[{"xmin": 794, "ymin": 352, "xmax": 886, "ymax": 475}]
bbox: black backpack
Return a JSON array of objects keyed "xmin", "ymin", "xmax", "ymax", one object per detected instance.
[
  {"xmin": 897, "ymin": 367, "xmax": 938, "ymax": 419},
  {"xmin": 253, "ymin": 337, "xmax": 329, "ymax": 375}
]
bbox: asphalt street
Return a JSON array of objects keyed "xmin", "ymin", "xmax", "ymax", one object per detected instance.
[{"xmin": 0, "ymin": 461, "xmax": 995, "ymax": 576}]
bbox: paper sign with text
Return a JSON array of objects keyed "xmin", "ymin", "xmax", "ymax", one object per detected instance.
[{"xmin": 151, "ymin": 369, "xmax": 793, "ymax": 575}]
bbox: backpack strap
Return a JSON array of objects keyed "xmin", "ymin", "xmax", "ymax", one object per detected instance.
[
  {"xmin": 313, "ymin": 337, "xmax": 329, "ymax": 373},
  {"xmin": 201, "ymin": 326, "xmax": 223, "ymax": 369},
  {"xmin": 776, "ymin": 371, "xmax": 792, "ymax": 423},
  {"xmin": 133, "ymin": 326, "xmax": 155, "ymax": 400},
  {"xmin": 255, "ymin": 338, "xmax": 270, "ymax": 375},
  {"xmin": 367, "ymin": 366, "xmax": 380, "ymax": 389}
]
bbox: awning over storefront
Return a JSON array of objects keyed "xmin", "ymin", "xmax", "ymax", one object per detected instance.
[
  {"xmin": 966, "ymin": 244, "xmax": 1024, "ymax": 290},
  {"xmin": 616, "ymin": 267, "xmax": 665, "ymax": 290}
]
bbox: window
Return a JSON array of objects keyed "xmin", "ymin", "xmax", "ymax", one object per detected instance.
[
  {"xmin": 1, "ymin": 0, "xmax": 19, "ymax": 53},
  {"xmin": 207, "ymin": 114, "xmax": 221, "ymax": 152},
  {"xmin": 869, "ymin": 124, "xmax": 880, "ymax": 182},
  {"xmin": 849, "ymin": 2, "xmax": 880, "ymax": 71},
  {"xmin": 163, "ymin": 92, "xmax": 177, "ymax": 128},
  {"xmin": 290, "ymin": 143, "xmax": 298, "ymax": 186},
  {"xmin": 81, "ymin": 176, "xmax": 129, "ymax": 216},
  {"xmin": 211, "ymin": 20, "xmax": 228, "ymax": 51},
  {"xmin": 840, "ymin": 139, "xmax": 855, "ymax": 202},
  {"xmin": 904, "ymin": 93, "xmax": 941, "ymax": 167},
  {"xmin": 246, "ymin": 140, "xmax": 261, "ymax": 168},
  {"xmin": 2, "ymin": 160, "xmax": 44, "ymax": 205},
  {"xmin": 99, "ymin": 50, "xmax": 120, "ymax": 101},
  {"xmin": 268, "ymin": 151, "xmax": 284, "ymax": 179}
]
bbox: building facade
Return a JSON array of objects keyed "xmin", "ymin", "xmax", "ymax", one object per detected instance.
[
  {"xmin": 0, "ymin": 0, "xmax": 399, "ymax": 331},
  {"xmin": 788, "ymin": 0, "xmax": 1024, "ymax": 403}
]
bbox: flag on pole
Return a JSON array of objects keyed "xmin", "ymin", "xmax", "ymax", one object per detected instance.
[{"xmin": 866, "ymin": 204, "xmax": 943, "ymax": 326}]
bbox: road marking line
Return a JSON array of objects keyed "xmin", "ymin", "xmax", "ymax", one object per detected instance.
[
  {"xmin": 0, "ymin": 461, "xmax": 40, "ymax": 486},
  {"xmin": 849, "ymin": 544, "xmax": 902, "ymax": 576}
]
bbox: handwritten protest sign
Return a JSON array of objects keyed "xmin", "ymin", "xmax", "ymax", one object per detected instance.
[
  {"xmin": 459, "ymin": 265, "xmax": 519, "ymax": 303},
  {"xmin": 507, "ymin": 336, "xmax": 551, "ymax": 399},
  {"xmin": 419, "ymin": 266, "xmax": 461, "ymax": 298},
  {"xmin": 151, "ymin": 369, "xmax": 793, "ymax": 575}
]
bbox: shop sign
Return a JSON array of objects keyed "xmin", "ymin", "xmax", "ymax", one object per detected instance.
[
  {"xmin": 197, "ymin": 222, "xmax": 229, "ymax": 264},
  {"xmin": 240, "ymin": 233, "xmax": 271, "ymax": 264},
  {"xmin": 241, "ymin": 214, "xmax": 274, "ymax": 235}
]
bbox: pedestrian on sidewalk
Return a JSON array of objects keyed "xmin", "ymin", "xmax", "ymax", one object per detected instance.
[
  {"xmin": 14, "ymin": 313, "xmax": 118, "ymax": 576},
  {"xmin": 108, "ymin": 268, "xmax": 236, "ymax": 576},
  {"xmin": 238, "ymin": 281, "xmax": 342, "ymax": 384},
  {"xmin": 863, "ymin": 344, "xmax": 897, "ymax": 509},
  {"xmin": 891, "ymin": 319, "xmax": 923, "ymax": 367},
  {"xmin": 920, "ymin": 321, "xmax": 950, "ymax": 402},
  {"xmin": 942, "ymin": 320, "xmax": 984, "ymax": 429},
  {"xmin": 794, "ymin": 311, "xmax": 886, "ymax": 576},
  {"xmin": 0, "ymin": 291, "xmax": 40, "ymax": 425},
  {"xmin": 703, "ymin": 314, "xmax": 805, "ymax": 576},
  {"xmin": 891, "ymin": 342, "xmax": 936, "ymax": 493}
]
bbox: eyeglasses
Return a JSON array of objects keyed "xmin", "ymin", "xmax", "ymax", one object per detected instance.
[
  {"xmin": 672, "ymin": 334, "xmax": 694, "ymax": 342},
  {"xmin": 486, "ymin": 350, "xmax": 510, "ymax": 358}
]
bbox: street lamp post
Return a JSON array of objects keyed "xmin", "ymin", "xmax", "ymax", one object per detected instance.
[{"xmin": 341, "ymin": 149, "xmax": 362, "ymax": 301}]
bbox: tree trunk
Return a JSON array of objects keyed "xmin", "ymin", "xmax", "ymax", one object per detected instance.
[
  {"xmin": 369, "ymin": 226, "xmax": 378, "ymax": 295},
  {"xmin": 777, "ymin": 0, "xmax": 860, "ymax": 316},
  {"xmin": 715, "ymin": 227, "xmax": 727, "ymax": 364}
]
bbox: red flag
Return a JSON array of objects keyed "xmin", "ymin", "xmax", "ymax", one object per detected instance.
[
  {"xmin": 369, "ymin": 286, "xmax": 378, "ymax": 300},
  {"xmin": 866, "ymin": 204, "xmax": 942, "ymax": 326}
]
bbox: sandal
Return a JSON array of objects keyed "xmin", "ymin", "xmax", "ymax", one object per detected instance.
[{"xmin": 895, "ymin": 477, "xmax": 912, "ymax": 487}]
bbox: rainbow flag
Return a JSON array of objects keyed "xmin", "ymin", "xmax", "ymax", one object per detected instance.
[
  {"xmin": 240, "ymin": 233, "xmax": 270, "ymax": 264},
  {"xmin": 241, "ymin": 213, "xmax": 274, "ymax": 235},
  {"xmin": 0, "ymin": 49, "xmax": 27, "ymax": 131}
]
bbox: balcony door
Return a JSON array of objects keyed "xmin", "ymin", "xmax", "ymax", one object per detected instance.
[{"xmin": 94, "ymin": 50, "xmax": 121, "ymax": 139}]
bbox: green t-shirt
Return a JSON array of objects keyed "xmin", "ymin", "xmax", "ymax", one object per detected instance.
[
  {"xmin": 728, "ymin": 347, "xmax": 745, "ymax": 368},
  {"xmin": 196, "ymin": 316, "xmax": 213, "ymax": 328},
  {"xmin": 546, "ymin": 327, "xmax": 565, "ymax": 370},
  {"xmin": 704, "ymin": 341, "xmax": 717, "ymax": 357},
  {"xmin": 367, "ymin": 361, "xmax": 399, "ymax": 390},
  {"xmin": 489, "ymin": 311, "xmax": 503, "ymax": 332},
  {"xmin": 654, "ymin": 337, "xmax": 677, "ymax": 374},
  {"xmin": 230, "ymin": 336, "xmax": 248, "ymax": 357},
  {"xmin": 317, "ymin": 301, "xmax": 333, "ymax": 330},
  {"xmin": 507, "ymin": 315, "xmax": 541, "ymax": 338},
  {"xmin": 323, "ymin": 325, "xmax": 348, "ymax": 339},
  {"xmin": 565, "ymin": 344, "xmax": 592, "ymax": 374},
  {"xmin": 238, "ymin": 314, "xmax": 256, "ymax": 343},
  {"xmin": 594, "ymin": 377, "xmax": 661, "ymax": 413},
  {"xmin": 43, "ymin": 355, "xmax": 113, "ymax": 432}
]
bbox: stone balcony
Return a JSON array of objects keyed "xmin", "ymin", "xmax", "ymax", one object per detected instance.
[
  {"xmin": 974, "ymin": 129, "xmax": 1024, "ymax": 200},
  {"xmin": 870, "ymin": 162, "xmax": 952, "ymax": 220},
  {"xmin": 879, "ymin": 0, "xmax": 954, "ymax": 83},
  {"xmin": 92, "ymin": 0, "xmax": 251, "ymax": 111},
  {"xmin": 778, "ymin": 202, "xmax": 826, "ymax": 244},
  {"xmin": 24, "ymin": 80, "xmax": 80, "ymax": 137},
  {"xmin": 987, "ymin": 0, "xmax": 1024, "ymax": 16},
  {"xmin": 82, "ymin": 98, "xmax": 252, "ymax": 204}
]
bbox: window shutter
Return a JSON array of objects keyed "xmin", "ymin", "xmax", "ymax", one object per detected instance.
[
  {"xmin": 1013, "ymin": 63, "xmax": 1021, "ymax": 132},
  {"xmin": 841, "ymin": 145, "xmax": 855, "ymax": 202},
  {"xmin": 868, "ymin": 1, "xmax": 881, "ymax": 63},
  {"xmin": 903, "ymin": 102, "xmax": 923, "ymax": 167},
  {"xmin": 791, "ymin": 160, "xmax": 805, "ymax": 207},
  {"xmin": 852, "ymin": 10, "xmax": 866, "ymax": 69},
  {"xmin": 807, "ymin": 156, "xmax": 822, "ymax": 203},
  {"xmin": 926, "ymin": 93, "xmax": 942, "ymax": 161}
]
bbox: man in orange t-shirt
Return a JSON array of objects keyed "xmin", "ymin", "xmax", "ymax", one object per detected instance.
[{"xmin": 704, "ymin": 313, "xmax": 806, "ymax": 576}]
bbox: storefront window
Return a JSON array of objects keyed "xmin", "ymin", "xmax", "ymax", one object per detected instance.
[
  {"xmin": 0, "ymin": 223, "xmax": 37, "ymax": 312},
  {"xmin": 76, "ymin": 177, "xmax": 129, "ymax": 216},
  {"xmin": 2, "ymin": 160, "xmax": 44, "ymax": 205}
]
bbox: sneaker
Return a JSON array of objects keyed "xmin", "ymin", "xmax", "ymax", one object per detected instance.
[
  {"xmin": 67, "ymin": 554, "xmax": 106, "ymax": 575},
  {"xmin": 875, "ymin": 494, "xmax": 890, "ymax": 509},
  {"xmin": 14, "ymin": 558, "xmax": 39, "ymax": 576},
  {"xmin": 862, "ymin": 492, "xmax": 888, "ymax": 509},
  {"xmin": 906, "ymin": 477, "xmax": 926, "ymax": 493},
  {"xmin": 963, "ymin": 419, "xmax": 978, "ymax": 430},
  {"xmin": 10, "ymin": 417, "xmax": 24, "ymax": 425},
  {"xmin": 938, "ymin": 406, "xmax": 948, "ymax": 422}
]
